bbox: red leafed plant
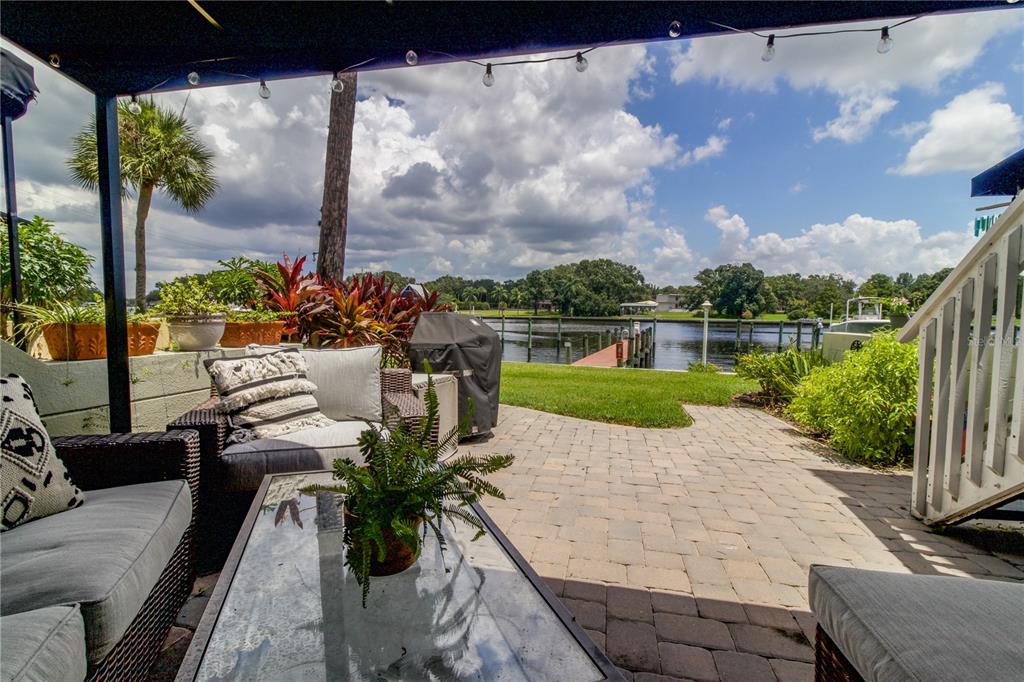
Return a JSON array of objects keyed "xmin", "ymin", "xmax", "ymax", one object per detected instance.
[
  {"xmin": 253, "ymin": 255, "xmax": 323, "ymax": 337},
  {"xmin": 256, "ymin": 257, "xmax": 448, "ymax": 365}
]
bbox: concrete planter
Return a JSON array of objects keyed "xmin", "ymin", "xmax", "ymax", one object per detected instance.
[{"xmin": 167, "ymin": 313, "xmax": 226, "ymax": 351}]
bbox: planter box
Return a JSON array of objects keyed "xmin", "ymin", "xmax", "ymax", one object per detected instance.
[
  {"xmin": 128, "ymin": 322, "xmax": 160, "ymax": 356},
  {"xmin": 221, "ymin": 321, "xmax": 286, "ymax": 348},
  {"xmin": 42, "ymin": 324, "xmax": 106, "ymax": 361}
]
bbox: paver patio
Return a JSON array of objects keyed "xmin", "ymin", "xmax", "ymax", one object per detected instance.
[{"xmin": 466, "ymin": 404, "xmax": 1024, "ymax": 681}]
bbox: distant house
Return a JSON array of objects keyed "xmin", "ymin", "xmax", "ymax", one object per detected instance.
[
  {"xmin": 656, "ymin": 293, "xmax": 686, "ymax": 312},
  {"xmin": 619, "ymin": 300, "xmax": 658, "ymax": 314},
  {"xmin": 535, "ymin": 299, "xmax": 556, "ymax": 312},
  {"xmin": 401, "ymin": 283, "xmax": 429, "ymax": 300}
]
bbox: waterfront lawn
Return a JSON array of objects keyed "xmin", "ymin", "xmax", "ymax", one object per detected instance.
[{"xmin": 500, "ymin": 362, "xmax": 757, "ymax": 428}]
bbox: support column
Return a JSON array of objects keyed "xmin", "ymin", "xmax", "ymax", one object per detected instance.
[
  {"xmin": 2, "ymin": 115, "xmax": 25, "ymax": 348},
  {"xmin": 96, "ymin": 94, "xmax": 131, "ymax": 432}
]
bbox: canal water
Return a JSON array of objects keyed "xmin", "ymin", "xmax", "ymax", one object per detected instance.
[{"xmin": 481, "ymin": 318, "xmax": 821, "ymax": 370}]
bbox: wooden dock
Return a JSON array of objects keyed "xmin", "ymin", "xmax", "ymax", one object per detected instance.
[{"xmin": 573, "ymin": 342, "xmax": 622, "ymax": 367}]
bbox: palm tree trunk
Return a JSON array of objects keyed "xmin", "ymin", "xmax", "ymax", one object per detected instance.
[
  {"xmin": 135, "ymin": 182, "xmax": 154, "ymax": 311},
  {"xmin": 318, "ymin": 72, "xmax": 358, "ymax": 283}
]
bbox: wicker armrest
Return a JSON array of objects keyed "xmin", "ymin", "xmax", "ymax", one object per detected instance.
[
  {"xmin": 381, "ymin": 368, "xmax": 439, "ymax": 444},
  {"xmin": 53, "ymin": 431, "xmax": 200, "ymax": 505},
  {"xmin": 169, "ymin": 397, "xmax": 228, "ymax": 459}
]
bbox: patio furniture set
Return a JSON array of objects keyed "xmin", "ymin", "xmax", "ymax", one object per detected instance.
[{"xmin": 2, "ymin": 341, "xmax": 1021, "ymax": 681}]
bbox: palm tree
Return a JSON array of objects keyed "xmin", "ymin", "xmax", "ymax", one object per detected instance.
[
  {"xmin": 318, "ymin": 72, "xmax": 358, "ymax": 282},
  {"xmin": 68, "ymin": 98, "xmax": 217, "ymax": 310}
]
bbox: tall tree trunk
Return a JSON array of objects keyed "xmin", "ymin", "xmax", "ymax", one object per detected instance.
[
  {"xmin": 134, "ymin": 182, "xmax": 154, "ymax": 311},
  {"xmin": 318, "ymin": 72, "xmax": 358, "ymax": 283}
]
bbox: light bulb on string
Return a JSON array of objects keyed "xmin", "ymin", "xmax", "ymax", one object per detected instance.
[
  {"xmin": 48, "ymin": 53, "xmax": 61, "ymax": 68},
  {"xmin": 877, "ymin": 26, "xmax": 893, "ymax": 54},
  {"xmin": 187, "ymin": 71, "xmax": 200, "ymax": 86},
  {"xmin": 406, "ymin": 50, "xmax": 419, "ymax": 66},
  {"xmin": 482, "ymin": 63, "xmax": 494, "ymax": 87},
  {"xmin": 330, "ymin": 73, "xmax": 345, "ymax": 93},
  {"xmin": 668, "ymin": 20, "xmax": 682, "ymax": 38},
  {"xmin": 128, "ymin": 95, "xmax": 142, "ymax": 115},
  {"xmin": 575, "ymin": 52, "xmax": 588, "ymax": 73},
  {"xmin": 761, "ymin": 34, "xmax": 776, "ymax": 62},
  {"xmin": 258, "ymin": 79, "xmax": 271, "ymax": 99}
]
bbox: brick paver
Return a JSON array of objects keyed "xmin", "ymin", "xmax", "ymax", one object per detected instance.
[{"xmin": 469, "ymin": 403, "xmax": 1024, "ymax": 681}]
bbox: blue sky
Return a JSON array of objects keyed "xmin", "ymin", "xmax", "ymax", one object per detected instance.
[{"xmin": 3, "ymin": 8, "xmax": 1022, "ymax": 289}]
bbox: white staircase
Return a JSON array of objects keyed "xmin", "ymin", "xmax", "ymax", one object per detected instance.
[{"xmin": 899, "ymin": 192, "xmax": 1023, "ymax": 525}]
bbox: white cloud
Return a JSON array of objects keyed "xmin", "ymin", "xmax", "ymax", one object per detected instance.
[
  {"xmin": 679, "ymin": 135, "xmax": 728, "ymax": 166},
  {"xmin": 891, "ymin": 120, "xmax": 928, "ymax": 138},
  {"xmin": 790, "ymin": 182, "xmax": 806, "ymax": 194},
  {"xmin": 716, "ymin": 117, "xmax": 732, "ymax": 131},
  {"xmin": 812, "ymin": 91, "xmax": 897, "ymax": 143},
  {"xmin": 708, "ymin": 206, "xmax": 970, "ymax": 281},
  {"xmin": 890, "ymin": 82, "xmax": 1023, "ymax": 176},
  {"xmin": 670, "ymin": 12, "xmax": 1022, "ymax": 142}
]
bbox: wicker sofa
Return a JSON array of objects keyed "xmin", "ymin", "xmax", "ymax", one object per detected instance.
[
  {"xmin": 169, "ymin": 347, "xmax": 436, "ymax": 567},
  {"xmin": 0, "ymin": 431, "xmax": 200, "ymax": 682}
]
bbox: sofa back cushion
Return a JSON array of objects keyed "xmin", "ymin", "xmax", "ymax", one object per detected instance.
[
  {"xmin": 299, "ymin": 346, "xmax": 383, "ymax": 423},
  {"xmin": 205, "ymin": 350, "xmax": 334, "ymax": 440},
  {"xmin": 1, "ymin": 375, "xmax": 84, "ymax": 531}
]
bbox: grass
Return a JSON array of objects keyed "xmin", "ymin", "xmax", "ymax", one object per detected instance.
[
  {"xmin": 499, "ymin": 362, "xmax": 758, "ymax": 428},
  {"xmin": 461, "ymin": 309, "xmax": 798, "ymax": 322}
]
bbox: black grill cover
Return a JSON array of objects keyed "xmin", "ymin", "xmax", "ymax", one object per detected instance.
[{"xmin": 409, "ymin": 312, "xmax": 500, "ymax": 437}]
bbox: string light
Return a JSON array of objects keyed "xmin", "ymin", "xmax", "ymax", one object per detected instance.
[
  {"xmin": 48, "ymin": 53, "xmax": 60, "ymax": 68},
  {"xmin": 128, "ymin": 95, "xmax": 142, "ymax": 114},
  {"xmin": 575, "ymin": 52, "xmax": 588, "ymax": 72},
  {"xmin": 405, "ymin": 50, "xmax": 419, "ymax": 66},
  {"xmin": 482, "ymin": 63, "xmax": 494, "ymax": 87},
  {"xmin": 258, "ymin": 78, "xmax": 271, "ymax": 99},
  {"xmin": 187, "ymin": 71, "xmax": 200, "ymax": 86},
  {"xmin": 761, "ymin": 34, "xmax": 776, "ymax": 62},
  {"xmin": 877, "ymin": 26, "xmax": 893, "ymax": 53},
  {"xmin": 668, "ymin": 20, "xmax": 682, "ymax": 38},
  {"xmin": 330, "ymin": 72, "xmax": 345, "ymax": 92}
]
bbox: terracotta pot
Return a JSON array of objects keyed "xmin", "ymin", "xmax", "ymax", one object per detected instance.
[
  {"xmin": 343, "ymin": 508, "xmax": 423, "ymax": 576},
  {"xmin": 42, "ymin": 323, "xmax": 106, "ymax": 361},
  {"xmin": 128, "ymin": 322, "xmax": 160, "ymax": 356},
  {"xmin": 260, "ymin": 321, "xmax": 286, "ymax": 345},
  {"xmin": 166, "ymin": 313, "xmax": 226, "ymax": 351},
  {"xmin": 220, "ymin": 321, "xmax": 261, "ymax": 348}
]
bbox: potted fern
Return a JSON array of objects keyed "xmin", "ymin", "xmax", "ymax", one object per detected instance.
[
  {"xmin": 153, "ymin": 276, "xmax": 228, "ymax": 350},
  {"xmin": 304, "ymin": 379, "xmax": 513, "ymax": 606}
]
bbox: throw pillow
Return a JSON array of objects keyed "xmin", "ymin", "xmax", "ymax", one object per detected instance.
[
  {"xmin": 205, "ymin": 349, "xmax": 334, "ymax": 440},
  {"xmin": 1, "ymin": 374, "xmax": 84, "ymax": 531}
]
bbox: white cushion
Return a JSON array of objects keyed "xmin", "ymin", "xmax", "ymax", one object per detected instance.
[
  {"xmin": 218, "ymin": 420, "xmax": 378, "ymax": 492},
  {"xmin": 247, "ymin": 345, "xmax": 382, "ymax": 423}
]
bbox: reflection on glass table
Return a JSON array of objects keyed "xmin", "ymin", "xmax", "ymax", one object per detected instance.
[{"xmin": 183, "ymin": 471, "xmax": 620, "ymax": 681}]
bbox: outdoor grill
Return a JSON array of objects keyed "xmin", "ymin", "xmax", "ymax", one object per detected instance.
[{"xmin": 409, "ymin": 312, "xmax": 501, "ymax": 438}]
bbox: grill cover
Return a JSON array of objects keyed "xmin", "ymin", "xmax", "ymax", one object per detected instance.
[{"xmin": 409, "ymin": 312, "xmax": 500, "ymax": 437}]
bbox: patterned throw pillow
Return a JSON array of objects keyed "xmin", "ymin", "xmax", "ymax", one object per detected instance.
[
  {"xmin": 1, "ymin": 374, "xmax": 85, "ymax": 531},
  {"xmin": 205, "ymin": 349, "xmax": 335, "ymax": 440}
]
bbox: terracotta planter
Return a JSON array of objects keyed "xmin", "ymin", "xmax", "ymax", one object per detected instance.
[
  {"xmin": 42, "ymin": 323, "xmax": 106, "ymax": 361},
  {"xmin": 128, "ymin": 322, "xmax": 160, "ymax": 357},
  {"xmin": 260, "ymin": 321, "xmax": 286, "ymax": 345},
  {"xmin": 343, "ymin": 508, "xmax": 423, "ymax": 576},
  {"xmin": 220, "ymin": 321, "xmax": 261, "ymax": 348},
  {"xmin": 166, "ymin": 313, "xmax": 226, "ymax": 351}
]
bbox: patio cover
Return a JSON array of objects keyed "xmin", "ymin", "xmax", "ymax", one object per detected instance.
[
  {"xmin": 1, "ymin": 49, "xmax": 38, "ymax": 121},
  {"xmin": 971, "ymin": 148, "xmax": 1024, "ymax": 198},
  {"xmin": 0, "ymin": 0, "xmax": 1016, "ymax": 432}
]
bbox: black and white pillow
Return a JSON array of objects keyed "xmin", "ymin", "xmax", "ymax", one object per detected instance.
[
  {"xmin": 1, "ymin": 374, "xmax": 84, "ymax": 531},
  {"xmin": 205, "ymin": 349, "xmax": 334, "ymax": 440}
]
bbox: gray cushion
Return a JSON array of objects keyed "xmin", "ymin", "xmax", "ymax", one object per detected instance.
[
  {"xmin": 218, "ymin": 420, "xmax": 375, "ymax": 492},
  {"xmin": 810, "ymin": 565, "xmax": 1024, "ymax": 682},
  {"xmin": 1, "ymin": 481, "xmax": 191, "ymax": 664},
  {"xmin": 1, "ymin": 605, "xmax": 87, "ymax": 682}
]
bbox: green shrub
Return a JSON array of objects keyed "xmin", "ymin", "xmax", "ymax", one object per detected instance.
[
  {"xmin": 734, "ymin": 346, "xmax": 826, "ymax": 402},
  {"xmin": 153, "ymin": 276, "xmax": 229, "ymax": 316},
  {"xmin": 786, "ymin": 308, "xmax": 808, "ymax": 321},
  {"xmin": 787, "ymin": 331, "xmax": 917, "ymax": 466},
  {"xmin": 687, "ymin": 361, "xmax": 721, "ymax": 373}
]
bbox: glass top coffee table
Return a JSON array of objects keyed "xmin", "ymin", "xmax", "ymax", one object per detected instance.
[{"xmin": 176, "ymin": 471, "xmax": 622, "ymax": 681}]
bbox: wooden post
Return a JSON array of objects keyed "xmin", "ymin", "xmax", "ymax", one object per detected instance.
[
  {"xmin": 565, "ymin": 341, "xmax": 572, "ymax": 364},
  {"xmin": 527, "ymin": 318, "xmax": 533, "ymax": 362},
  {"xmin": 584, "ymin": 336, "xmax": 590, "ymax": 358},
  {"xmin": 735, "ymin": 320, "xmax": 741, "ymax": 349},
  {"xmin": 652, "ymin": 318, "xmax": 657, "ymax": 358},
  {"xmin": 777, "ymin": 321, "xmax": 784, "ymax": 351},
  {"xmin": 748, "ymin": 322, "xmax": 754, "ymax": 351},
  {"xmin": 557, "ymin": 317, "xmax": 562, "ymax": 345},
  {"xmin": 796, "ymin": 321, "xmax": 803, "ymax": 348}
]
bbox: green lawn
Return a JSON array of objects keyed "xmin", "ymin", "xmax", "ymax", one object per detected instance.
[
  {"xmin": 461, "ymin": 309, "xmax": 796, "ymax": 322},
  {"xmin": 499, "ymin": 362, "xmax": 757, "ymax": 428}
]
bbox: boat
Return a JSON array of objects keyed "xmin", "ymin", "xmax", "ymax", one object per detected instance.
[{"xmin": 822, "ymin": 297, "xmax": 896, "ymax": 361}]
